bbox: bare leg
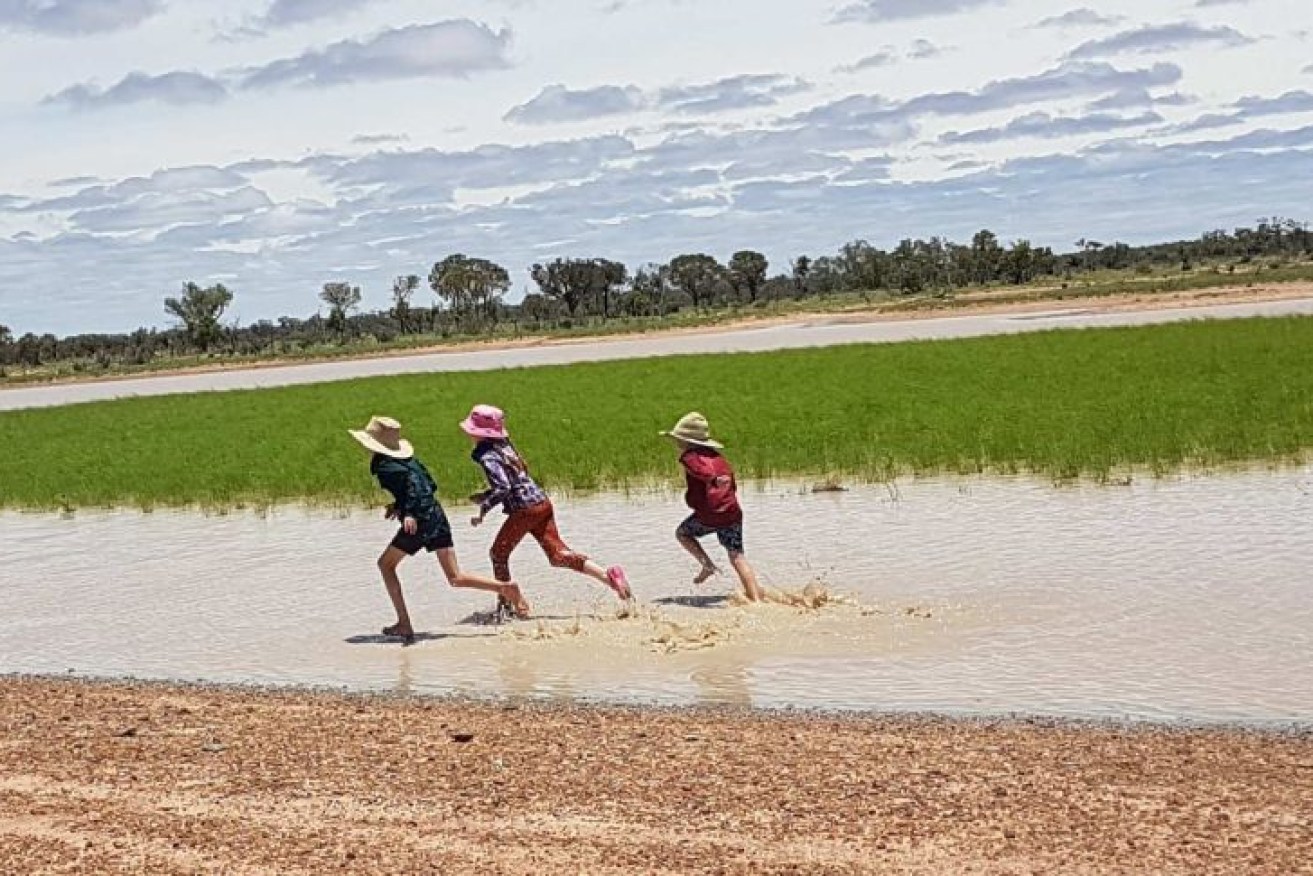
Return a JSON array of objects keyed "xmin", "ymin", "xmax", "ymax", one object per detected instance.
[
  {"xmin": 377, "ymin": 546, "xmax": 414, "ymax": 635},
  {"xmin": 434, "ymin": 548, "xmax": 531, "ymax": 617},
  {"xmin": 728, "ymin": 551, "xmax": 764, "ymax": 602},
  {"xmin": 579, "ymin": 560, "xmax": 612, "ymax": 587},
  {"xmin": 677, "ymin": 531, "xmax": 718, "ymax": 584},
  {"xmin": 578, "ymin": 559, "xmax": 633, "ymax": 601}
]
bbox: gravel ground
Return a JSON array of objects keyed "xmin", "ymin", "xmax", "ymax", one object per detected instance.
[{"xmin": 1, "ymin": 678, "xmax": 1309, "ymax": 875}]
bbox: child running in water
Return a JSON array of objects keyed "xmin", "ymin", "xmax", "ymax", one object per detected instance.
[
  {"xmin": 462, "ymin": 404, "xmax": 634, "ymax": 605},
  {"xmin": 661, "ymin": 412, "xmax": 765, "ymax": 602},
  {"xmin": 350, "ymin": 415, "xmax": 530, "ymax": 643}
]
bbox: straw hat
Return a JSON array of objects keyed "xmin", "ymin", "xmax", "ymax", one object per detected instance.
[
  {"xmin": 460, "ymin": 404, "xmax": 509, "ymax": 440},
  {"xmin": 660, "ymin": 411, "xmax": 723, "ymax": 449},
  {"xmin": 348, "ymin": 416, "xmax": 414, "ymax": 459}
]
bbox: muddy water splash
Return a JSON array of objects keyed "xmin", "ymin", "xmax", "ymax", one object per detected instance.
[{"xmin": 2, "ymin": 470, "xmax": 1311, "ymax": 723}]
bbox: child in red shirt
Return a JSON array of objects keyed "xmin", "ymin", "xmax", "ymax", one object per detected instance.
[{"xmin": 661, "ymin": 412, "xmax": 765, "ymax": 602}]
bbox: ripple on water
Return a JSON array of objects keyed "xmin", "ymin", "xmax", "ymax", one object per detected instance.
[{"xmin": 1, "ymin": 469, "xmax": 1311, "ymax": 724}]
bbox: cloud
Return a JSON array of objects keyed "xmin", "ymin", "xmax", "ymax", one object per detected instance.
[
  {"xmin": 836, "ymin": 49, "xmax": 897, "ymax": 73},
  {"xmin": 832, "ymin": 0, "xmax": 1003, "ymax": 24},
  {"xmin": 940, "ymin": 110, "xmax": 1163, "ymax": 144},
  {"xmin": 0, "ymin": 0, "xmax": 162, "ymax": 36},
  {"xmin": 1033, "ymin": 8, "xmax": 1123, "ymax": 28},
  {"xmin": 1165, "ymin": 112, "xmax": 1244, "ymax": 134},
  {"xmin": 239, "ymin": 20, "xmax": 512, "ymax": 90},
  {"xmin": 907, "ymin": 39, "xmax": 944, "ymax": 59},
  {"xmin": 44, "ymin": 71, "xmax": 228, "ymax": 110},
  {"xmin": 505, "ymin": 84, "xmax": 646, "ymax": 124},
  {"xmin": 656, "ymin": 74, "xmax": 810, "ymax": 115},
  {"xmin": 256, "ymin": 0, "xmax": 373, "ymax": 28},
  {"xmin": 351, "ymin": 133, "xmax": 409, "ymax": 145},
  {"xmin": 505, "ymin": 74, "xmax": 809, "ymax": 124},
  {"xmin": 1086, "ymin": 88, "xmax": 1190, "ymax": 111},
  {"xmin": 1066, "ymin": 23, "xmax": 1254, "ymax": 60},
  {"xmin": 9, "ymin": 124, "xmax": 1313, "ymax": 335},
  {"xmin": 1234, "ymin": 90, "xmax": 1313, "ymax": 117},
  {"xmin": 1194, "ymin": 0, "xmax": 1249, "ymax": 6},
  {"xmin": 1168, "ymin": 90, "xmax": 1313, "ymax": 132},
  {"xmin": 795, "ymin": 61, "xmax": 1182, "ymax": 128},
  {"xmin": 836, "ymin": 40, "xmax": 947, "ymax": 73},
  {"xmin": 68, "ymin": 186, "xmax": 274, "ymax": 235}
]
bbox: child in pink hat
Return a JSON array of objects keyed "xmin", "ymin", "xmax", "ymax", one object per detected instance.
[{"xmin": 461, "ymin": 404, "xmax": 634, "ymax": 605}]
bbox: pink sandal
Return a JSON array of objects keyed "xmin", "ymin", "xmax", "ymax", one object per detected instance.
[{"xmin": 606, "ymin": 566, "xmax": 633, "ymax": 601}]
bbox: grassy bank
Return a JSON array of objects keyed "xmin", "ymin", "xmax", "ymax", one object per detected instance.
[{"xmin": 2, "ymin": 316, "xmax": 1311, "ymax": 511}]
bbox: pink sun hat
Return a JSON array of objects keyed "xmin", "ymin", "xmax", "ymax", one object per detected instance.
[{"xmin": 460, "ymin": 404, "xmax": 509, "ymax": 440}]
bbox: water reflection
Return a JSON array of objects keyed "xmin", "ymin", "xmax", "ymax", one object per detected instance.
[{"xmin": 2, "ymin": 469, "xmax": 1311, "ymax": 724}]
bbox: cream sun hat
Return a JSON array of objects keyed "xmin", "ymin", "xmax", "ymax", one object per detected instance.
[
  {"xmin": 660, "ymin": 411, "xmax": 723, "ymax": 449},
  {"xmin": 348, "ymin": 416, "xmax": 414, "ymax": 459}
]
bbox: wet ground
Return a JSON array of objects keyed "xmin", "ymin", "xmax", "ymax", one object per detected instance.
[
  {"xmin": 4, "ymin": 469, "xmax": 1310, "ymax": 725},
  {"xmin": 4, "ymin": 294, "xmax": 1312, "ymax": 411}
]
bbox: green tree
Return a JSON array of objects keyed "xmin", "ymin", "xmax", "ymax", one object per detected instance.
[
  {"xmin": 320, "ymin": 281, "xmax": 362, "ymax": 338},
  {"xmin": 164, "ymin": 282, "xmax": 233, "ymax": 352},
  {"xmin": 728, "ymin": 250, "xmax": 769, "ymax": 302},
  {"xmin": 628, "ymin": 263, "xmax": 671, "ymax": 316},
  {"xmin": 429, "ymin": 254, "xmax": 510, "ymax": 328},
  {"xmin": 518, "ymin": 292, "xmax": 559, "ymax": 324},
  {"xmin": 791, "ymin": 256, "xmax": 811, "ymax": 296},
  {"xmin": 968, "ymin": 229, "xmax": 1003, "ymax": 285},
  {"xmin": 390, "ymin": 275, "xmax": 419, "ymax": 333},
  {"xmin": 0, "ymin": 324, "xmax": 11, "ymax": 347},
  {"xmin": 530, "ymin": 258, "xmax": 627, "ymax": 318},
  {"xmin": 667, "ymin": 254, "xmax": 724, "ymax": 308},
  {"xmin": 835, "ymin": 240, "xmax": 886, "ymax": 293}
]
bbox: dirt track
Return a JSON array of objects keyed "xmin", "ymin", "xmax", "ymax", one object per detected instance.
[{"xmin": 1, "ymin": 679, "xmax": 1309, "ymax": 874}]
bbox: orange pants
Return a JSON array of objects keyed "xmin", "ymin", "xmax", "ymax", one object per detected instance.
[{"xmin": 490, "ymin": 500, "xmax": 587, "ymax": 581}]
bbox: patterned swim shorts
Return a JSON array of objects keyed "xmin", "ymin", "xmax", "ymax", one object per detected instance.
[{"xmin": 677, "ymin": 515, "xmax": 744, "ymax": 554}]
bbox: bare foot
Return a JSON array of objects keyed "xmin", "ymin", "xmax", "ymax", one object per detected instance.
[
  {"xmin": 381, "ymin": 622, "xmax": 415, "ymax": 642},
  {"xmin": 693, "ymin": 565, "xmax": 718, "ymax": 585},
  {"xmin": 499, "ymin": 583, "xmax": 532, "ymax": 619}
]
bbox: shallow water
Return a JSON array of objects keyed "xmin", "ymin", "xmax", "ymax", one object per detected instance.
[
  {"xmin": 3, "ymin": 297, "xmax": 1312, "ymax": 411},
  {"xmin": 2, "ymin": 470, "xmax": 1311, "ymax": 724}
]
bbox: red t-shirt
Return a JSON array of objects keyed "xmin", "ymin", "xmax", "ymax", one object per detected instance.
[{"xmin": 680, "ymin": 447, "xmax": 742, "ymax": 527}]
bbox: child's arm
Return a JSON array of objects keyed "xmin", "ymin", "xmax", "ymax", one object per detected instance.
[{"xmin": 376, "ymin": 465, "xmax": 418, "ymax": 532}]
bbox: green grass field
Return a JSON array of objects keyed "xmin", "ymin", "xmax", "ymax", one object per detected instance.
[{"xmin": 2, "ymin": 316, "xmax": 1311, "ymax": 511}]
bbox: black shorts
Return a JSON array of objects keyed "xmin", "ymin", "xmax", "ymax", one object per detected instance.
[
  {"xmin": 390, "ymin": 519, "xmax": 454, "ymax": 555},
  {"xmin": 677, "ymin": 515, "xmax": 745, "ymax": 554}
]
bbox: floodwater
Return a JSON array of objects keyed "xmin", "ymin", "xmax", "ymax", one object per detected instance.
[
  {"xmin": 4, "ymin": 296, "xmax": 1312, "ymax": 411},
  {"xmin": 3, "ymin": 470, "xmax": 1310, "ymax": 725}
]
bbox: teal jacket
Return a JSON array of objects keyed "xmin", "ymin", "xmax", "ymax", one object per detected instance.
[{"xmin": 371, "ymin": 454, "xmax": 449, "ymax": 539}]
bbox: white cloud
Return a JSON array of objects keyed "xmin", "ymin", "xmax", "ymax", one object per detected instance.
[
  {"xmin": 0, "ymin": 0, "xmax": 162, "ymax": 36},
  {"xmin": 833, "ymin": 0, "xmax": 1003, "ymax": 24},
  {"xmin": 1066, "ymin": 23, "xmax": 1254, "ymax": 60},
  {"xmin": 940, "ymin": 110, "xmax": 1164, "ymax": 144},
  {"xmin": 1033, "ymin": 9, "xmax": 1123, "ymax": 28},
  {"xmin": 257, "ymin": 0, "xmax": 374, "ymax": 28},
  {"xmin": 45, "ymin": 72, "xmax": 228, "ymax": 110},
  {"xmin": 505, "ymin": 84, "xmax": 646, "ymax": 124},
  {"xmin": 505, "ymin": 74, "xmax": 809, "ymax": 124},
  {"xmin": 240, "ymin": 21, "xmax": 513, "ymax": 89}
]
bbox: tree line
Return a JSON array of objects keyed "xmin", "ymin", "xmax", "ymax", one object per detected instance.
[{"xmin": 2, "ymin": 218, "xmax": 1309, "ymax": 372}]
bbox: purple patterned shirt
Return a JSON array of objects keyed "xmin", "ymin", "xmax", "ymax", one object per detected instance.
[{"xmin": 472, "ymin": 441, "xmax": 548, "ymax": 515}]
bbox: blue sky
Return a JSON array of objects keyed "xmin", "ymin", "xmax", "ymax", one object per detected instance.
[{"xmin": 1, "ymin": 0, "xmax": 1310, "ymax": 334}]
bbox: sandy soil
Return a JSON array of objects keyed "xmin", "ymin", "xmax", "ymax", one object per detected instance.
[
  {"xmin": 7, "ymin": 281, "xmax": 1312, "ymax": 391},
  {"xmin": 1, "ymin": 679, "xmax": 1308, "ymax": 875}
]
